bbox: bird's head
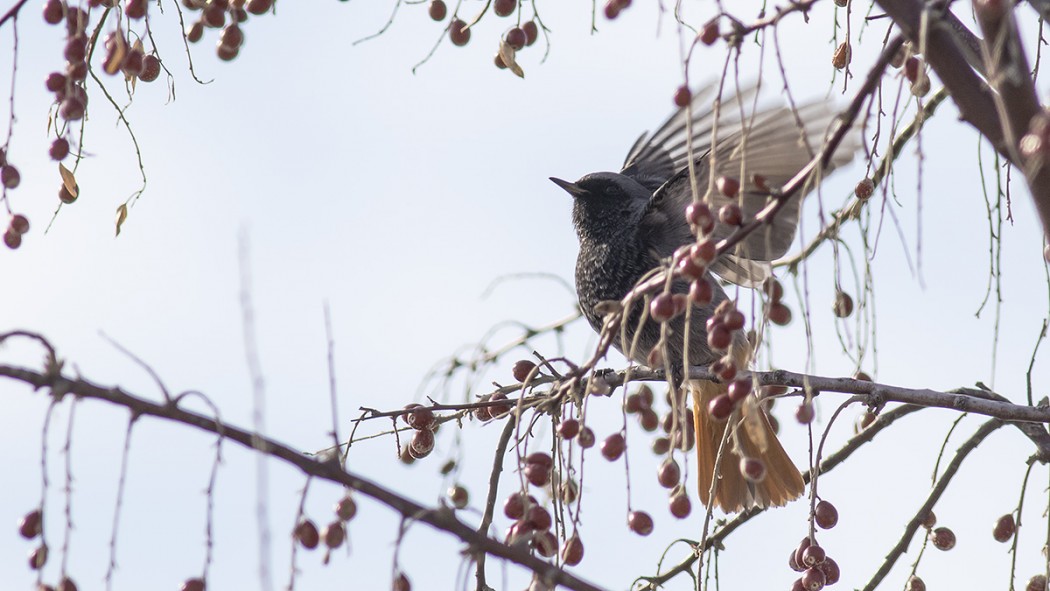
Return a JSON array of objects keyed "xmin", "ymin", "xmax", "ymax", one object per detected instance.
[{"xmin": 550, "ymin": 172, "xmax": 652, "ymax": 243}]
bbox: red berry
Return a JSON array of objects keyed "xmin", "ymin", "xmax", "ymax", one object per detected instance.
[
  {"xmin": 526, "ymin": 505, "xmax": 552, "ymax": 530},
  {"xmin": 601, "ymin": 433, "xmax": 625, "ymax": 461},
  {"xmin": 140, "ymin": 55, "xmax": 161, "ymax": 82},
  {"xmin": 428, "ymin": 0, "xmax": 447, "ymax": 20},
  {"xmin": 603, "ymin": 0, "xmax": 620, "ymax": 19},
  {"xmin": 523, "ymin": 463, "xmax": 550, "ymax": 487},
  {"xmin": 920, "ymin": 510, "xmax": 937, "ymax": 529},
  {"xmin": 763, "ymin": 277, "xmax": 784, "ymax": 301},
  {"xmin": 690, "ymin": 238, "xmax": 716, "ymax": 263},
  {"xmin": 817, "ymin": 557, "xmax": 840, "ymax": 586},
  {"xmin": 718, "ymin": 202, "xmax": 743, "ymax": 226},
  {"xmin": 532, "ymin": 530, "xmax": 557, "ymax": 557},
  {"xmin": 832, "ymin": 291, "xmax": 854, "ymax": 318},
  {"xmin": 707, "ymin": 323, "xmax": 731, "ymax": 351},
  {"xmin": 295, "ymin": 519, "xmax": 319, "ymax": 549},
  {"xmin": 739, "ymin": 457, "xmax": 765, "ymax": 482},
  {"xmin": 246, "ymin": 0, "xmax": 271, "ymax": 14},
  {"xmin": 652, "ymin": 437, "xmax": 671, "ymax": 455},
  {"xmin": 814, "ymin": 500, "xmax": 838, "ymax": 529},
  {"xmin": 907, "ymin": 576, "xmax": 926, "ymax": 591},
  {"xmin": 707, "ymin": 394, "xmax": 733, "ymax": 421},
  {"xmin": 335, "ymin": 495, "xmax": 357, "ymax": 521},
  {"xmin": 904, "ymin": 56, "xmax": 921, "ymax": 83},
  {"xmin": 57, "ymin": 577, "xmax": 78, "ymax": 591},
  {"xmin": 522, "ymin": 20, "xmax": 538, "ymax": 46},
  {"xmin": 511, "ymin": 359, "xmax": 536, "ymax": 382},
  {"xmin": 796, "ymin": 401, "xmax": 815, "ymax": 424},
  {"xmin": 180, "ymin": 578, "xmax": 206, "ymax": 591},
  {"xmin": 493, "ymin": 0, "xmax": 515, "ymax": 17},
  {"xmin": 678, "ymin": 255, "xmax": 705, "ymax": 281},
  {"xmin": 685, "ymin": 202, "xmax": 715, "ymax": 234},
  {"xmin": 993, "ymin": 513, "xmax": 1016, "ymax": 543},
  {"xmin": 43, "ymin": 0, "xmax": 64, "ymax": 24},
  {"xmin": 639, "ymin": 408, "xmax": 659, "ymax": 432},
  {"xmin": 801, "ymin": 566, "xmax": 826, "ymax": 591},
  {"xmin": 801, "ymin": 544, "xmax": 826, "ymax": 567},
  {"xmin": 657, "ymin": 458, "xmax": 680, "ymax": 488},
  {"xmin": 727, "ymin": 379, "xmax": 751, "ymax": 403},
  {"xmin": 650, "ymin": 293, "xmax": 677, "ymax": 322},
  {"xmin": 577, "ymin": 427, "xmax": 595, "ymax": 448},
  {"xmin": 690, "ymin": 278, "xmax": 713, "ymax": 305},
  {"xmin": 403, "ymin": 404, "xmax": 435, "ymax": 430},
  {"xmin": 505, "ymin": 27, "xmax": 526, "ymax": 50},
  {"xmin": 1027, "ymin": 575, "xmax": 1047, "ymax": 591},
  {"xmin": 669, "ymin": 490, "xmax": 691, "ymax": 518},
  {"xmin": 716, "ymin": 176, "xmax": 740, "ymax": 198},
  {"xmin": 220, "ymin": 24, "xmax": 244, "ymax": 49},
  {"xmin": 723, "ymin": 308, "xmax": 745, "ymax": 330},
  {"xmin": 558, "ymin": 418, "xmax": 580, "ymax": 439},
  {"xmin": 322, "ymin": 521, "xmax": 345, "ymax": 548},
  {"xmin": 700, "ymin": 21, "xmax": 719, "ymax": 45},
  {"xmin": 449, "ymin": 19, "xmax": 470, "ymax": 46},
  {"xmin": 789, "ymin": 548, "xmax": 804, "ymax": 572},
  {"xmin": 10, "ymin": 214, "xmax": 29, "ymax": 235},
  {"xmin": 855, "ymin": 178, "xmax": 875, "ymax": 200},
  {"xmin": 628, "ymin": 511, "xmax": 653, "ymax": 536},
  {"xmin": 409, "ymin": 428, "xmax": 435, "ymax": 458},
  {"xmin": 929, "ymin": 526, "xmax": 956, "ymax": 550},
  {"xmin": 503, "ymin": 493, "xmax": 528, "ymax": 519},
  {"xmin": 769, "ymin": 302, "xmax": 793, "ymax": 325},
  {"xmin": 46, "ymin": 72, "xmax": 67, "ymax": 92},
  {"xmin": 1, "ymin": 164, "xmax": 20, "ymax": 188},
  {"xmin": 19, "ymin": 509, "xmax": 42, "ymax": 538},
  {"xmin": 562, "ymin": 533, "xmax": 584, "ymax": 565},
  {"xmin": 392, "ymin": 572, "xmax": 411, "ymax": 591},
  {"xmin": 125, "ymin": 0, "xmax": 147, "ymax": 19},
  {"xmin": 673, "ymin": 85, "xmax": 691, "ymax": 108}
]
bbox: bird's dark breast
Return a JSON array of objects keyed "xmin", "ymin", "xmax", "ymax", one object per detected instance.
[{"xmin": 574, "ymin": 238, "xmax": 661, "ymax": 363}]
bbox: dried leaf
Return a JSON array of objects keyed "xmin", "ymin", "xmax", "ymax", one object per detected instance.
[
  {"xmin": 115, "ymin": 203, "xmax": 128, "ymax": 236},
  {"xmin": 498, "ymin": 40, "xmax": 524, "ymax": 79},
  {"xmin": 103, "ymin": 34, "xmax": 126, "ymax": 75},
  {"xmin": 58, "ymin": 163, "xmax": 79, "ymax": 199}
]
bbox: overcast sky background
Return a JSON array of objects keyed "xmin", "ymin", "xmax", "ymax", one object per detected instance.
[{"xmin": 3, "ymin": 1, "xmax": 1050, "ymax": 590}]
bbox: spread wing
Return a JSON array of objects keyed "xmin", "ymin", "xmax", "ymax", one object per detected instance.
[{"xmin": 633, "ymin": 89, "xmax": 857, "ymax": 287}]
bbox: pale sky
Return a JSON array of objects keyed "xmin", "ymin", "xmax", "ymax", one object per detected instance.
[{"xmin": 3, "ymin": 2, "xmax": 1050, "ymax": 591}]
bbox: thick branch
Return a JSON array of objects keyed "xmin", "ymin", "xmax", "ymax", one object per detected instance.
[{"xmin": 0, "ymin": 364, "xmax": 609, "ymax": 591}]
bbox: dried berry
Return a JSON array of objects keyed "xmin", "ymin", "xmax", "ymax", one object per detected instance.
[
  {"xmin": 628, "ymin": 510, "xmax": 653, "ymax": 536},
  {"xmin": 322, "ymin": 521, "xmax": 345, "ymax": 548},
  {"xmin": 294, "ymin": 519, "xmax": 319, "ymax": 549},
  {"xmin": 815, "ymin": 500, "xmax": 838, "ymax": 529},
  {"xmin": 707, "ymin": 394, "xmax": 733, "ymax": 421},
  {"xmin": 558, "ymin": 418, "xmax": 580, "ymax": 439},
  {"xmin": 493, "ymin": 0, "xmax": 515, "ymax": 17},
  {"xmin": 699, "ymin": 21, "xmax": 719, "ymax": 45},
  {"xmin": 428, "ymin": 0, "xmax": 447, "ymax": 20},
  {"xmin": 832, "ymin": 291, "xmax": 854, "ymax": 318},
  {"xmin": 716, "ymin": 176, "xmax": 740, "ymax": 198},
  {"xmin": 19, "ymin": 509, "xmax": 42, "ymax": 539},
  {"xmin": 673, "ymin": 85, "xmax": 691, "ymax": 108},
  {"xmin": 335, "ymin": 495, "xmax": 357, "ymax": 521},
  {"xmin": 657, "ymin": 458, "xmax": 681, "ymax": 488},
  {"xmin": 993, "ymin": 513, "xmax": 1016, "ymax": 543},
  {"xmin": 577, "ymin": 427, "xmax": 595, "ymax": 448},
  {"xmin": 669, "ymin": 489, "xmax": 691, "ymax": 518},
  {"xmin": 181, "ymin": 579, "xmax": 206, "ymax": 591},
  {"xmin": 929, "ymin": 526, "xmax": 956, "ymax": 550},
  {"xmin": 601, "ymin": 433, "xmax": 625, "ymax": 461},
  {"xmin": 449, "ymin": 19, "xmax": 470, "ymax": 46},
  {"xmin": 562, "ymin": 533, "xmax": 584, "ymax": 565},
  {"xmin": 522, "ymin": 21, "xmax": 538, "ymax": 46}
]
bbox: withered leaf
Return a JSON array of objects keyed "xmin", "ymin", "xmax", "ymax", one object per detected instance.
[
  {"xmin": 58, "ymin": 163, "xmax": 79, "ymax": 199},
  {"xmin": 115, "ymin": 203, "xmax": 128, "ymax": 236},
  {"xmin": 498, "ymin": 40, "xmax": 524, "ymax": 79}
]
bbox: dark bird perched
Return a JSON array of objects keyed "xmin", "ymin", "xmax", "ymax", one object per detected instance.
[{"xmin": 552, "ymin": 84, "xmax": 856, "ymax": 513}]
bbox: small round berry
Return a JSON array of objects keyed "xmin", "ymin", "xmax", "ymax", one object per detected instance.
[
  {"xmin": 832, "ymin": 41, "xmax": 850, "ymax": 70},
  {"xmin": 1027, "ymin": 575, "xmax": 1047, "ymax": 591},
  {"xmin": 678, "ymin": 255, "xmax": 705, "ymax": 280},
  {"xmin": 449, "ymin": 19, "xmax": 470, "ymax": 46},
  {"xmin": 186, "ymin": 20, "xmax": 205, "ymax": 42},
  {"xmin": 624, "ymin": 393, "xmax": 644, "ymax": 413},
  {"xmin": 724, "ymin": 308, "xmax": 745, "ymax": 331},
  {"xmin": 57, "ymin": 577, "xmax": 78, "ymax": 591},
  {"xmin": 558, "ymin": 418, "xmax": 580, "ymax": 439},
  {"xmin": 673, "ymin": 85, "xmax": 691, "ymax": 108},
  {"xmin": 794, "ymin": 536, "xmax": 812, "ymax": 565},
  {"xmin": 801, "ymin": 566, "xmax": 826, "ymax": 591},
  {"xmin": 512, "ymin": 361, "xmax": 537, "ymax": 384},
  {"xmin": 493, "ymin": 0, "xmax": 515, "ymax": 17},
  {"xmin": 690, "ymin": 238, "xmax": 716, "ymax": 263},
  {"xmin": 699, "ymin": 20, "xmax": 719, "ymax": 45},
  {"xmin": 651, "ymin": 436, "xmax": 671, "ymax": 455},
  {"xmin": 904, "ymin": 56, "xmax": 921, "ymax": 83},
  {"xmin": 993, "ymin": 513, "xmax": 1016, "ymax": 543},
  {"xmin": 523, "ymin": 463, "xmax": 550, "ymax": 487},
  {"xmin": 650, "ymin": 293, "xmax": 677, "ymax": 322},
  {"xmin": 562, "ymin": 533, "xmax": 584, "ymax": 565},
  {"xmin": 46, "ymin": 72, "xmax": 67, "ymax": 93},
  {"xmin": 526, "ymin": 505, "xmax": 552, "ymax": 530},
  {"xmin": 216, "ymin": 41, "xmax": 239, "ymax": 61},
  {"xmin": 855, "ymin": 178, "xmax": 875, "ymax": 200},
  {"xmin": 246, "ymin": 0, "xmax": 271, "ymax": 14},
  {"xmin": 503, "ymin": 493, "xmax": 528, "ymax": 519},
  {"xmin": 707, "ymin": 394, "xmax": 733, "ymax": 421},
  {"xmin": 657, "ymin": 458, "xmax": 681, "ymax": 488},
  {"xmin": 487, "ymin": 392, "xmax": 512, "ymax": 419},
  {"xmin": 685, "ymin": 202, "xmax": 715, "ymax": 234},
  {"xmin": 628, "ymin": 510, "xmax": 653, "ymax": 536},
  {"xmin": 906, "ymin": 576, "xmax": 926, "ymax": 591},
  {"xmin": 403, "ymin": 404, "xmax": 435, "ymax": 430},
  {"xmin": 601, "ymin": 433, "xmax": 625, "ymax": 461},
  {"xmin": 929, "ymin": 526, "xmax": 956, "ymax": 550},
  {"xmin": 707, "ymin": 323, "xmax": 731, "ymax": 351},
  {"xmin": 29, "ymin": 543, "xmax": 49, "ymax": 569},
  {"xmin": 409, "ymin": 428, "xmax": 435, "ymax": 458},
  {"xmin": 322, "ymin": 521, "xmax": 345, "ymax": 548},
  {"xmin": 428, "ymin": 0, "xmax": 447, "ymax": 20},
  {"xmin": 140, "ymin": 55, "xmax": 161, "ymax": 82},
  {"xmin": 718, "ymin": 203, "xmax": 743, "ymax": 226},
  {"xmin": 762, "ymin": 277, "xmax": 784, "ymax": 301},
  {"xmin": 603, "ymin": 0, "xmax": 620, "ymax": 19},
  {"xmin": 577, "ymin": 427, "xmax": 595, "ymax": 448},
  {"xmin": 711, "ymin": 356, "xmax": 737, "ymax": 381},
  {"xmin": 505, "ymin": 27, "xmax": 526, "ymax": 50},
  {"xmin": 814, "ymin": 500, "xmax": 838, "ymax": 529},
  {"xmin": 19, "ymin": 509, "xmax": 42, "ymax": 538},
  {"xmin": 796, "ymin": 401, "xmax": 815, "ymax": 424},
  {"xmin": 920, "ymin": 510, "xmax": 937, "ymax": 529},
  {"xmin": 220, "ymin": 24, "xmax": 244, "ymax": 48},
  {"xmin": 638, "ymin": 408, "xmax": 659, "ymax": 432},
  {"xmin": 180, "ymin": 578, "xmax": 206, "ymax": 591},
  {"xmin": 740, "ymin": 457, "xmax": 765, "ymax": 482},
  {"xmin": 716, "ymin": 176, "xmax": 740, "ymax": 198},
  {"xmin": 43, "ymin": 0, "xmax": 64, "ymax": 24},
  {"xmin": 727, "ymin": 379, "xmax": 751, "ymax": 403},
  {"xmin": 522, "ymin": 20, "xmax": 538, "ymax": 45},
  {"xmin": 817, "ymin": 556, "xmax": 840, "ymax": 586},
  {"xmin": 1, "ymin": 164, "xmax": 21, "ymax": 188},
  {"xmin": 532, "ymin": 529, "xmax": 558, "ymax": 557},
  {"xmin": 801, "ymin": 544, "xmax": 826, "ymax": 567},
  {"xmin": 125, "ymin": 0, "xmax": 147, "ymax": 18},
  {"xmin": 560, "ymin": 479, "xmax": 578, "ymax": 504},
  {"xmin": 789, "ymin": 548, "xmax": 804, "ymax": 572},
  {"xmin": 60, "ymin": 96, "xmax": 86, "ymax": 120},
  {"xmin": 392, "ymin": 572, "xmax": 411, "ymax": 591},
  {"xmin": 669, "ymin": 489, "xmax": 691, "ymax": 518},
  {"xmin": 335, "ymin": 495, "xmax": 357, "ymax": 521},
  {"xmin": 769, "ymin": 302, "xmax": 793, "ymax": 325},
  {"xmin": 292, "ymin": 519, "xmax": 318, "ymax": 548},
  {"xmin": 10, "ymin": 214, "xmax": 29, "ymax": 235},
  {"xmin": 690, "ymin": 278, "xmax": 713, "ymax": 305},
  {"xmin": 832, "ymin": 291, "xmax": 854, "ymax": 318}
]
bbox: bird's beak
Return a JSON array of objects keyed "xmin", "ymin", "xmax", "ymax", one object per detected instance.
[{"xmin": 550, "ymin": 177, "xmax": 587, "ymax": 198}]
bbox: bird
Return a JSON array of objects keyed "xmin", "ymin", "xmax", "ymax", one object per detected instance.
[{"xmin": 551, "ymin": 84, "xmax": 856, "ymax": 513}]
